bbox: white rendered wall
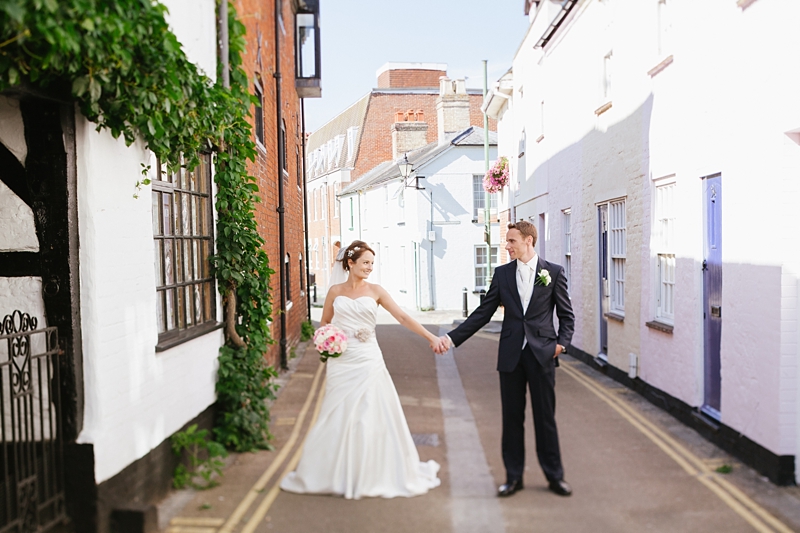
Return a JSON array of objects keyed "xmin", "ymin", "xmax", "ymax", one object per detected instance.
[
  {"xmin": 161, "ymin": 0, "xmax": 217, "ymax": 82},
  {"xmin": 74, "ymin": 116, "xmax": 223, "ymax": 484},
  {"xmin": 75, "ymin": 0, "xmax": 222, "ymax": 483},
  {"xmin": 500, "ymin": 0, "xmax": 800, "ymax": 459}
]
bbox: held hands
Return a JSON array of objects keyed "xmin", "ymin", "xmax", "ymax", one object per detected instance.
[{"xmin": 429, "ymin": 335, "xmax": 451, "ymax": 355}]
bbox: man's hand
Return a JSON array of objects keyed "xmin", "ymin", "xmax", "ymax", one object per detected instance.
[
  {"xmin": 554, "ymin": 344, "xmax": 564, "ymax": 358},
  {"xmin": 434, "ymin": 335, "xmax": 451, "ymax": 355}
]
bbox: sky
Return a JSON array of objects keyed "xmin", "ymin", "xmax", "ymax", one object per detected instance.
[{"xmin": 303, "ymin": 1, "xmax": 531, "ymax": 132}]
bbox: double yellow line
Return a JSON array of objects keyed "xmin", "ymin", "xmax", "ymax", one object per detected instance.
[
  {"xmin": 561, "ymin": 362, "xmax": 792, "ymax": 533},
  {"xmin": 218, "ymin": 361, "xmax": 327, "ymax": 533}
]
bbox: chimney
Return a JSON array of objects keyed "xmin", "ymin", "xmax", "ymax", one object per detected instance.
[
  {"xmin": 436, "ymin": 76, "xmax": 470, "ymax": 143},
  {"xmin": 391, "ymin": 110, "xmax": 428, "ymax": 160}
]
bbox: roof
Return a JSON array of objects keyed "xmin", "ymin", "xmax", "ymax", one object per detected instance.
[
  {"xmin": 376, "ymin": 62, "xmax": 448, "ymax": 77},
  {"xmin": 339, "ymin": 126, "xmax": 497, "ymax": 196},
  {"xmin": 307, "ymin": 93, "xmax": 369, "ymax": 152}
]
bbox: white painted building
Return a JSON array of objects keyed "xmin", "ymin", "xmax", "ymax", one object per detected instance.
[
  {"xmin": 0, "ymin": 0, "xmax": 223, "ymax": 528},
  {"xmin": 486, "ymin": 0, "xmax": 800, "ymax": 484},
  {"xmin": 339, "ymin": 126, "xmax": 499, "ymax": 311}
]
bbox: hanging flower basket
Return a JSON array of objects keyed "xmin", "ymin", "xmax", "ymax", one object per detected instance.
[{"xmin": 483, "ymin": 156, "xmax": 510, "ymax": 193}]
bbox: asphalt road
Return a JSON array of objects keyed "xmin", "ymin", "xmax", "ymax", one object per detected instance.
[{"xmin": 161, "ymin": 311, "xmax": 799, "ymax": 533}]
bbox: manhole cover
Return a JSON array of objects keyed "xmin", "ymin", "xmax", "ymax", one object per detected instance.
[{"xmin": 411, "ymin": 433, "xmax": 439, "ymax": 447}]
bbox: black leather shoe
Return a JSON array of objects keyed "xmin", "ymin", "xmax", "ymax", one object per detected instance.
[
  {"xmin": 548, "ymin": 479, "xmax": 572, "ymax": 496},
  {"xmin": 497, "ymin": 479, "xmax": 523, "ymax": 497}
]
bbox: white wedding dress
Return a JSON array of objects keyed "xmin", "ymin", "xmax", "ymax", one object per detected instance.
[{"xmin": 280, "ymin": 296, "xmax": 441, "ymax": 499}]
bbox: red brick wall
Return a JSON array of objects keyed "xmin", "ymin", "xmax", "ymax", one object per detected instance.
[
  {"xmin": 353, "ymin": 92, "xmax": 497, "ymax": 179},
  {"xmin": 237, "ymin": 0, "xmax": 307, "ymax": 368},
  {"xmin": 377, "ymin": 69, "xmax": 446, "ymax": 89}
]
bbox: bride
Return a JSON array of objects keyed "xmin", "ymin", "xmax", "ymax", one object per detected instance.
[{"xmin": 280, "ymin": 240, "xmax": 445, "ymax": 499}]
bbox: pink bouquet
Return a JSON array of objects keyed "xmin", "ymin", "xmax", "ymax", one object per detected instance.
[
  {"xmin": 313, "ymin": 324, "xmax": 348, "ymax": 362},
  {"xmin": 483, "ymin": 156, "xmax": 510, "ymax": 193}
]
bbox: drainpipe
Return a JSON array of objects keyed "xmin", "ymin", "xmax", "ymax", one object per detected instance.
[
  {"xmin": 274, "ymin": 0, "xmax": 287, "ymax": 370},
  {"xmin": 301, "ymin": 99, "xmax": 311, "ymax": 322},
  {"xmin": 219, "ymin": 0, "xmax": 229, "ymax": 89}
]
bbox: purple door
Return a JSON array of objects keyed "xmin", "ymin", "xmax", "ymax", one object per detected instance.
[{"xmin": 702, "ymin": 175, "xmax": 722, "ymax": 418}]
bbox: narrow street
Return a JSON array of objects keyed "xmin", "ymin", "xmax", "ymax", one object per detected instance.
[{"xmin": 160, "ymin": 308, "xmax": 800, "ymax": 533}]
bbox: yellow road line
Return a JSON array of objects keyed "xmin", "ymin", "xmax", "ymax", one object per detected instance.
[
  {"xmin": 561, "ymin": 364, "xmax": 791, "ymax": 533},
  {"xmin": 218, "ymin": 361, "xmax": 325, "ymax": 533},
  {"xmin": 241, "ymin": 375, "xmax": 328, "ymax": 533}
]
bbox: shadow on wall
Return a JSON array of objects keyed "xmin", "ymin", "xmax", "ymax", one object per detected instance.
[
  {"xmin": 427, "ymin": 180, "xmax": 470, "ymax": 222},
  {"xmin": 520, "ymin": 94, "xmax": 655, "ymax": 353}
]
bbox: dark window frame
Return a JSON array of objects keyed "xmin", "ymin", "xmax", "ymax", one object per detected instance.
[
  {"xmin": 151, "ymin": 154, "xmax": 218, "ymax": 350},
  {"xmin": 254, "ymin": 82, "xmax": 265, "ymax": 147}
]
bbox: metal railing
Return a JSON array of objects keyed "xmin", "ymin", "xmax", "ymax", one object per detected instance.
[{"xmin": 0, "ymin": 311, "xmax": 66, "ymax": 533}]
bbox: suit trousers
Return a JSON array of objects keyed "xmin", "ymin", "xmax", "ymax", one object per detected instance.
[{"xmin": 499, "ymin": 345, "xmax": 564, "ymax": 483}]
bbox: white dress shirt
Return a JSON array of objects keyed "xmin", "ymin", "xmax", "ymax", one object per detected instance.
[{"xmin": 518, "ymin": 254, "xmax": 538, "ymax": 349}]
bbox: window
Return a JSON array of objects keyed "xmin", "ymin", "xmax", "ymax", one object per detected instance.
[
  {"xmin": 472, "ymin": 175, "xmax": 497, "ymax": 220},
  {"xmin": 296, "ymin": 147, "xmax": 302, "ymax": 188},
  {"xmin": 349, "ymin": 197, "xmax": 354, "ymax": 230},
  {"xmin": 655, "ymin": 181, "xmax": 675, "ymax": 322},
  {"xmin": 657, "ymin": 0, "xmax": 672, "ymax": 58},
  {"xmin": 284, "ymin": 254, "xmax": 292, "ymax": 306},
  {"xmin": 398, "ymin": 187, "xmax": 405, "ymax": 223},
  {"xmin": 299, "ymin": 254, "xmax": 305, "ymax": 294},
  {"xmin": 314, "ymin": 239, "xmax": 319, "ymax": 269},
  {"xmin": 602, "ymin": 51, "xmax": 613, "ymax": 102},
  {"xmin": 322, "ymin": 186, "xmax": 327, "ymax": 221},
  {"xmin": 333, "ymin": 183, "xmax": 340, "ymax": 218},
  {"xmin": 563, "ymin": 209, "xmax": 572, "ymax": 287},
  {"xmin": 151, "ymin": 154, "xmax": 216, "ymax": 343},
  {"xmin": 474, "ymin": 245, "xmax": 499, "ymax": 290},
  {"xmin": 609, "ymin": 199, "xmax": 626, "ymax": 314},
  {"xmin": 383, "ymin": 185, "xmax": 389, "ymax": 227},
  {"xmin": 280, "ymin": 119, "xmax": 288, "ymax": 174},
  {"xmin": 254, "ymin": 83, "xmax": 265, "ymax": 146}
]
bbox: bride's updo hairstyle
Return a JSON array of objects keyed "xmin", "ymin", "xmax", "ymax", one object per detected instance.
[{"xmin": 342, "ymin": 240, "xmax": 375, "ymax": 271}]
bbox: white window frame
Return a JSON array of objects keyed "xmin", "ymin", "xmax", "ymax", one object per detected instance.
[
  {"xmin": 654, "ymin": 178, "xmax": 676, "ymax": 323},
  {"xmin": 474, "ymin": 245, "xmax": 499, "ymax": 291},
  {"xmin": 333, "ymin": 182, "xmax": 340, "ymax": 218},
  {"xmin": 563, "ymin": 209, "xmax": 572, "ymax": 288},
  {"xmin": 609, "ymin": 199, "xmax": 626, "ymax": 314},
  {"xmin": 472, "ymin": 175, "xmax": 497, "ymax": 221},
  {"xmin": 383, "ymin": 185, "xmax": 389, "ymax": 228}
]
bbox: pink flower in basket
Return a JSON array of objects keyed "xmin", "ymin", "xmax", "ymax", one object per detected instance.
[
  {"xmin": 483, "ymin": 156, "xmax": 510, "ymax": 194},
  {"xmin": 313, "ymin": 324, "xmax": 348, "ymax": 363}
]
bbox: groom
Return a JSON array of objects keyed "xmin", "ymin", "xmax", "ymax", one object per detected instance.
[{"xmin": 441, "ymin": 220, "xmax": 574, "ymax": 498}]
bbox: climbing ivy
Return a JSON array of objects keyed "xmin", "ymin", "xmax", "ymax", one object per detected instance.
[{"xmin": 1, "ymin": 0, "xmax": 277, "ymax": 451}]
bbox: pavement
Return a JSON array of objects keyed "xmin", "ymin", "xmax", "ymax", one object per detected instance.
[{"xmin": 158, "ymin": 306, "xmax": 800, "ymax": 533}]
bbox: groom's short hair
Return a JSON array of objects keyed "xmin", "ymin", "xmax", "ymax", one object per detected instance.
[{"xmin": 508, "ymin": 220, "xmax": 537, "ymax": 246}]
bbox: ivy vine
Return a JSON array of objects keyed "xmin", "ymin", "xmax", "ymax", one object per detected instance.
[{"xmin": 1, "ymin": 0, "xmax": 277, "ymax": 451}]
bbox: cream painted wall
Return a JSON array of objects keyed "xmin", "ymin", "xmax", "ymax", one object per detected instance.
[{"xmin": 497, "ymin": 0, "xmax": 800, "ymax": 470}]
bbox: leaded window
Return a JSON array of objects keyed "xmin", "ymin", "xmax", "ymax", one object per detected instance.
[{"xmin": 151, "ymin": 155, "xmax": 216, "ymax": 342}]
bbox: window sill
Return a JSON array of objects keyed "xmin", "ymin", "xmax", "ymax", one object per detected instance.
[
  {"xmin": 647, "ymin": 55, "xmax": 674, "ymax": 78},
  {"xmin": 595, "ymin": 101, "xmax": 613, "ymax": 116},
  {"xmin": 604, "ymin": 311, "xmax": 625, "ymax": 322},
  {"xmin": 156, "ymin": 321, "xmax": 223, "ymax": 352},
  {"xmin": 646, "ymin": 320, "xmax": 674, "ymax": 334}
]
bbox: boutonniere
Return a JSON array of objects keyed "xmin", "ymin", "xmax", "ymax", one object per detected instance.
[{"xmin": 536, "ymin": 269, "xmax": 551, "ymax": 286}]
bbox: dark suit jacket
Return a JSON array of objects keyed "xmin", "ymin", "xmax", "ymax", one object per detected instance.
[{"xmin": 449, "ymin": 256, "xmax": 575, "ymax": 372}]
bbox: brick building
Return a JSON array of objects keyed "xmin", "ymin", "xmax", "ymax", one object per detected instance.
[
  {"xmin": 306, "ymin": 63, "xmax": 495, "ymax": 296},
  {"xmin": 238, "ymin": 0, "xmax": 320, "ymax": 367}
]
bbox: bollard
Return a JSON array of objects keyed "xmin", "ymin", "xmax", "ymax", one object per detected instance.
[
  {"xmin": 313, "ymin": 283, "xmax": 317, "ymax": 304},
  {"xmin": 479, "ymin": 289, "xmax": 486, "ymax": 305},
  {"xmin": 462, "ymin": 287, "xmax": 468, "ymax": 317}
]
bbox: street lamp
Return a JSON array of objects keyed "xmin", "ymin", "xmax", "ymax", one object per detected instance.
[{"xmin": 398, "ymin": 153, "xmax": 423, "ymax": 190}]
